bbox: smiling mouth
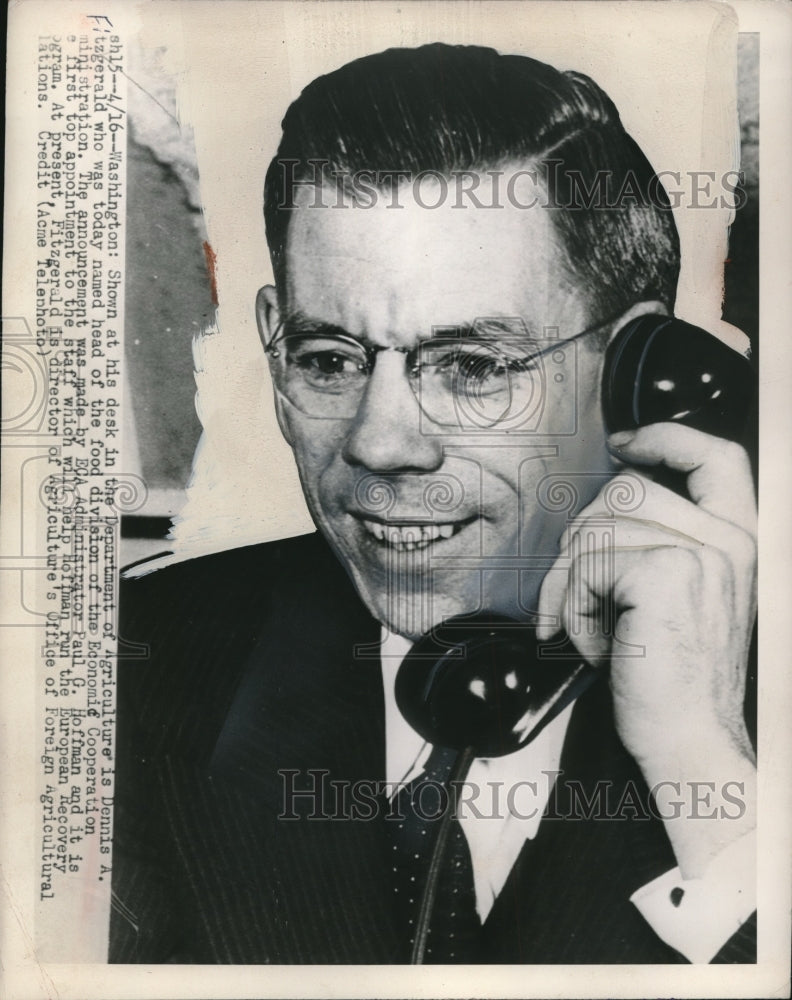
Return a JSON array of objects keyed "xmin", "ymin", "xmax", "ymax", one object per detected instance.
[{"xmin": 360, "ymin": 518, "xmax": 472, "ymax": 551}]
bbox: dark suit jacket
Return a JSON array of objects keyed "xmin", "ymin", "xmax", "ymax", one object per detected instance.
[{"xmin": 109, "ymin": 532, "xmax": 756, "ymax": 964}]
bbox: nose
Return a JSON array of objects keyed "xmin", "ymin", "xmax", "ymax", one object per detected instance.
[{"xmin": 342, "ymin": 351, "xmax": 444, "ymax": 472}]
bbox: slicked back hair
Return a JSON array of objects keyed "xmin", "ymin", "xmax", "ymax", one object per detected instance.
[{"xmin": 263, "ymin": 43, "xmax": 680, "ymax": 322}]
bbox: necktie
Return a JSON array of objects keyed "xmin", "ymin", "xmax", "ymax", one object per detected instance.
[{"xmin": 388, "ymin": 744, "xmax": 481, "ymax": 963}]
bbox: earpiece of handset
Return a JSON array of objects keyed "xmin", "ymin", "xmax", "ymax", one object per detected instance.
[
  {"xmin": 602, "ymin": 314, "xmax": 754, "ymax": 441},
  {"xmin": 394, "ymin": 614, "xmax": 598, "ymax": 758}
]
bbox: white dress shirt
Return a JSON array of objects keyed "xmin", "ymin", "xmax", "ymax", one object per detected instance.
[{"xmin": 379, "ymin": 628, "xmax": 756, "ymax": 962}]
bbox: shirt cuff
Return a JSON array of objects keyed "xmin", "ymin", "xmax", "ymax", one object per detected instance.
[{"xmin": 629, "ymin": 829, "xmax": 756, "ymax": 963}]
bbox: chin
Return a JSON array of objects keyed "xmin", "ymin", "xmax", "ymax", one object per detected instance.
[{"xmin": 356, "ymin": 575, "xmax": 479, "ymax": 640}]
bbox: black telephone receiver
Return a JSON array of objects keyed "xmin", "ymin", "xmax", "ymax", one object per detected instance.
[
  {"xmin": 602, "ymin": 314, "xmax": 753, "ymax": 440},
  {"xmin": 395, "ymin": 314, "xmax": 754, "ymax": 758}
]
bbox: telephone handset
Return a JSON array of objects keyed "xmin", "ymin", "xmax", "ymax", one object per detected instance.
[
  {"xmin": 602, "ymin": 313, "xmax": 753, "ymax": 441},
  {"xmin": 395, "ymin": 313, "xmax": 755, "ymax": 759},
  {"xmin": 396, "ymin": 613, "xmax": 592, "ymax": 757},
  {"xmin": 394, "ymin": 315, "xmax": 753, "ymax": 963}
]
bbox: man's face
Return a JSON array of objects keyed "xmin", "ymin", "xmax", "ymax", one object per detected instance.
[{"xmin": 260, "ymin": 173, "xmax": 617, "ymax": 638}]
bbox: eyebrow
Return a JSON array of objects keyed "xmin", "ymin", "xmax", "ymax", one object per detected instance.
[
  {"xmin": 279, "ymin": 311, "xmax": 353, "ymax": 341},
  {"xmin": 279, "ymin": 311, "xmax": 541, "ymax": 344}
]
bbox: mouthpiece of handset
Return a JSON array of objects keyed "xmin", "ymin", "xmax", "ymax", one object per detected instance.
[{"xmin": 395, "ymin": 613, "xmax": 598, "ymax": 758}]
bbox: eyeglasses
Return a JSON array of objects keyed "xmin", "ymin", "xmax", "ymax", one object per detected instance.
[{"xmin": 265, "ymin": 317, "xmax": 605, "ymax": 430}]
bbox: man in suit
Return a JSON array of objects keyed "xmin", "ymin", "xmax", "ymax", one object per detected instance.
[{"xmin": 110, "ymin": 44, "xmax": 757, "ymax": 964}]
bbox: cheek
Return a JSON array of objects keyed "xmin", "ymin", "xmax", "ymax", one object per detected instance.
[
  {"xmin": 286, "ymin": 417, "xmax": 348, "ymax": 492},
  {"xmin": 512, "ymin": 370, "xmax": 611, "ymax": 539},
  {"xmin": 541, "ymin": 353, "xmax": 608, "ymax": 457}
]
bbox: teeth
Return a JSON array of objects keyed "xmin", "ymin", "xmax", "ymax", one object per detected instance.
[
  {"xmin": 361, "ymin": 519, "xmax": 462, "ymax": 548},
  {"xmin": 364, "ymin": 520, "xmax": 385, "ymax": 542}
]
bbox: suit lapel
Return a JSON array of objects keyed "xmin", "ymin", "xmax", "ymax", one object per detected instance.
[{"xmin": 159, "ymin": 542, "xmax": 402, "ymax": 962}]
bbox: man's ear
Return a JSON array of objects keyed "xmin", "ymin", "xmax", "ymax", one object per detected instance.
[
  {"xmin": 255, "ymin": 284, "xmax": 280, "ymax": 348},
  {"xmin": 607, "ymin": 301, "xmax": 750, "ymax": 356},
  {"xmin": 605, "ymin": 300, "xmax": 668, "ymax": 342},
  {"xmin": 256, "ymin": 284, "xmax": 293, "ymax": 446}
]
